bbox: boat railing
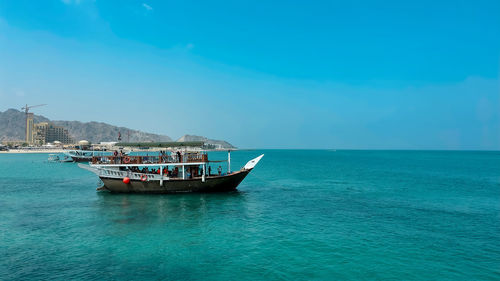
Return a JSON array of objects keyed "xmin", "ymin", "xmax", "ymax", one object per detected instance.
[{"xmin": 91, "ymin": 153, "xmax": 208, "ymax": 165}]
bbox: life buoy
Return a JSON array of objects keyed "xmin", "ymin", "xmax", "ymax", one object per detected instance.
[
  {"xmin": 123, "ymin": 156, "xmax": 131, "ymax": 164},
  {"xmin": 140, "ymin": 174, "xmax": 148, "ymax": 182}
]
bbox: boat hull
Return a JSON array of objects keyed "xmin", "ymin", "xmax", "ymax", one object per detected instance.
[
  {"xmin": 71, "ymin": 157, "xmax": 92, "ymax": 162},
  {"xmin": 99, "ymin": 170, "xmax": 251, "ymax": 193}
]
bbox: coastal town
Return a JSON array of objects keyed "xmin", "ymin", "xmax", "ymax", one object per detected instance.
[
  {"xmin": 0, "ymin": 105, "xmax": 263, "ymax": 194},
  {"xmin": 1, "ymin": 108, "xmax": 75, "ymax": 152},
  {"xmin": 0, "ymin": 106, "xmax": 235, "ymax": 153}
]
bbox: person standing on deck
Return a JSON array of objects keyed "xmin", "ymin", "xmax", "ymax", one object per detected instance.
[{"xmin": 218, "ymin": 166, "xmax": 222, "ymax": 176}]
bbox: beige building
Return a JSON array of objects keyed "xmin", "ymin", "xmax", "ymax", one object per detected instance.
[
  {"xmin": 32, "ymin": 122, "xmax": 74, "ymax": 145},
  {"xmin": 26, "ymin": 113, "xmax": 34, "ymax": 144}
]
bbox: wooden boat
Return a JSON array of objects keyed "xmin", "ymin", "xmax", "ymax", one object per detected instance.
[
  {"xmin": 48, "ymin": 153, "xmax": 73, "ymax": 162},
  {"xmin": 64, "ymin": 149, "xmax": 130, "ymax": 162},
  {"xmin": 64, "ymin": 150, "xmax": 99, "ymax": 162},
  {"xmin": 47, "ymin": 154, "xmax": 60, "ymax": 162},
  {"xmin": 77, "ymin": 146, "xmax": 263, "ymax": 193}
]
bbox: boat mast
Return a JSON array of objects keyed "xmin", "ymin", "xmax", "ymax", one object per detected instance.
[
  {"xmin": 160, "ymin": 166, "xmax": 163, "ymax": 186},
  {"xmin": 202, "ymin": 159, "xmax": 206, "ymax": 182},
  {"xmin": 228, "ymin": 150, "xmax": 231, "ymax": 173}
]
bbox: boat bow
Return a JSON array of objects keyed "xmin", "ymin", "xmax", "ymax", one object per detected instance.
[
  {"xmin": 78, "ymin": 163, "xmax": 101, "ymax": 175},
  {"xmin": 243, "ymin": 154, "xmax": 264, "ymax": 170}
]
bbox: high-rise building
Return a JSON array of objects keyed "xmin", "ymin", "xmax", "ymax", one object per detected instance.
[
  {"xmin": 26, "ymin": 113, "xmax": 34, "ymax": 144},
  {"xmin": 33, "ymin": 122, "xmax": 74, "ymax": 145}
]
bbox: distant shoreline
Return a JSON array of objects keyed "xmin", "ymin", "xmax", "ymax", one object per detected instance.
[
  {"xmin": 0, "ymin": 148, "xmax": 238, "ymax": 154},
  {"xmin": 0, "ymin": 149, "xmax": 66, "ymax": 154}
]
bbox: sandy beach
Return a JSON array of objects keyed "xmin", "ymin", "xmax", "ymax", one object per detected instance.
[{"xmin": 0, "ymin": 149, "xmax": 66, "ymax": 154}]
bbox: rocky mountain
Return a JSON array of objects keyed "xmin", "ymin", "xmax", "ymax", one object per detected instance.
[
  {"xmin": 0, "ymin": 109, "xmax": 235, "ymax": 148},
  {"xmin": 0, "ymin": 109, "xmax": 50, "ymax": 141},
  {"xmin": 177, "ymin": 134, "xmax": 235, "ymax": 149},
  {"xmin": 51, "ymin": 120, "xmax": 173, "ymax": 144},
  {"xmin": 0, "ymin": 109, "xmax": 230, "ymax": 148},
  {"xmin": 0, "ymin": 108, "xmax": 173, "ymax": 143}
]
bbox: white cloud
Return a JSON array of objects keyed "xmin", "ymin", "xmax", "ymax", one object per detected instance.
[{"xmin": 142, "ymin": 3, "xmax": 153, "ymax": 11}]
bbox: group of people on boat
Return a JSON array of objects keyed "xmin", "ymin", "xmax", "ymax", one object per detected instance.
[
  {"xmin": 157, "ymin": 150, "xmax": 183, "ymax": 163},
  {"xmin": 112, "ymin": 149, "xmax": 125, "ymax": 163},
  {"xmin": 110, "ymin": 150, "xmax": 187, "ymax": 164},
  {"xmin": 101, "ymin": 149, "xmax": 227, "ymax": 179},
  {"xmin": 120, "ymin": 164, "xmax": 225, "ymax": 179},
  {"xmin": 94, "ymin": 149, "xmax": 209, "ymax": 166},
  {"xmin": 125, "ymin": 166, "xmax": 181, "ymax": 177}
]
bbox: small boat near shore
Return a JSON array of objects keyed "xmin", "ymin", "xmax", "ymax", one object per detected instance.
[
  {"xmin": 47, "ymin": 153, "xmax": 73, "ymax": 162},
  {"xmin": 64, "ymin": 150, "xmax": 106, "ymax": 162},
  {"xmin": 77, "ymin": 143, "xmax": 263, "ymax": 193},
  {"xmin": 64, "ymin": 149, "xmax": 130, "ymax": 162},
  {"xmin": 47, "ymin": 154, "xmax": 60, "ymax": 162}
]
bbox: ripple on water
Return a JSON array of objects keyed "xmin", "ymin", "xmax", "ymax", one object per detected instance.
[{"xmin": 0, "ymin": 150, "xmax": 499, "ymax": 280}]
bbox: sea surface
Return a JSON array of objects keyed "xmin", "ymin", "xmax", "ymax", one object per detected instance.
[{"xmin": 0, "ymin": 150, "xmax": 499, "ymax": 280}]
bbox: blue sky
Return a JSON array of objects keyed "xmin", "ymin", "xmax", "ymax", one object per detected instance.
[{"xmin": 0, "ymin": 0, "xmax": 499, "ymax": 149}]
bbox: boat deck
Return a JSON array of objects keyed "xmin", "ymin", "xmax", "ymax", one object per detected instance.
[{"xmin": 91, "ymin": 154, "xmax": 211, "ymax": 165}]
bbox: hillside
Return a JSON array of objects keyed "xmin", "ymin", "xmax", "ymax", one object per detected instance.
[
  {"xmin": 0, "ymin": 109, "xmax": 235, "ymax": 148},
  {"xmin": 51, "ymin": 120, "xmax": 172, "ymax": 144},
  {"xmin": 0, "ymin": 109, "xmax": 171, "ymax": 144},
  {"xmin": 0, "ymin": 109, "xmax": 50, "ymax": 141},
  {"xmin": 0, "ymin": 109, "xmax": 236, "ymax": 148}
]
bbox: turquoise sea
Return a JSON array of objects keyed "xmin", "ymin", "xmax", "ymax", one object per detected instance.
[{"xmin": 0, "ymin": 150, "xmax": 499, "ymax": 280}]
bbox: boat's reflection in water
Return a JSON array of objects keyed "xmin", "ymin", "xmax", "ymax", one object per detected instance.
[{"xmin": 93, "ymin": 191, "xmax": 249, "ymax": 227}]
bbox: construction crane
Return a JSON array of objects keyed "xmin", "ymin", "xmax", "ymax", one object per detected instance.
[
  {"xmin": 21, "ymin": 104, "xmax": 47, "ymax": 143},
  {"xmin": 21, "ymin": 104, "xmax": 47, "ymax": 115}
]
